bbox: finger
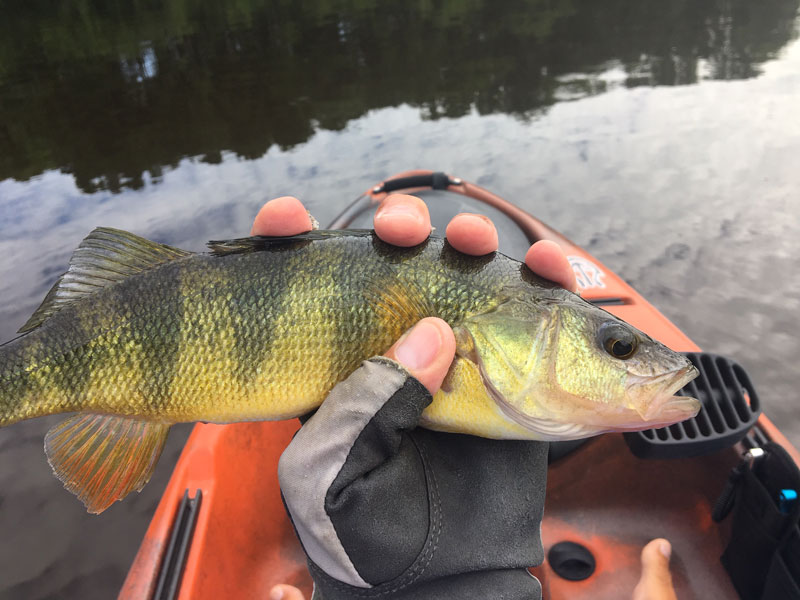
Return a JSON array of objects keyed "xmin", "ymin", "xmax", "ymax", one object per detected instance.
[
  {"xmin": 373, "ymin": 194, "xmax": 431, "ymax": 247},
  {"xmin": 524, "ymin": 240, "xmax": 578, "ymax": 293},
  {"xmin": 251, "ymin": 196, "xmax": 313, "ymax": 236},
  {"xmin": 632, "ymin": 539, "xmax": 677, "ymax": 600},
  {"xmin": 384, "ymin": 317, "xmax": 456, "ymax": 395},
  {"xmin": 269, "ymin": 584, "xmax": 306, "ymax": 600},
  {"xmin": 445, "ymin": 213, "xmax": 499, "ymax": 256}
]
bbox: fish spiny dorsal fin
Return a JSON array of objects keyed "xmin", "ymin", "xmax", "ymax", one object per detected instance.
[
  {"xmin": 44, "ymin": 413, "xmax": 170, "ymax": 514},
  {"xmin": 19, "ymin": 228, "xmax": 192, "ymax": 333},
  {"xmin": 207, "ymin": 229, "xmax": 374, "ymax": 256}
]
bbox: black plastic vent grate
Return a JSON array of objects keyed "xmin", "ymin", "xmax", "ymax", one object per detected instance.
[{"xmin": 624, "ymin": 353, "xmax": 761, "ymax": 459}]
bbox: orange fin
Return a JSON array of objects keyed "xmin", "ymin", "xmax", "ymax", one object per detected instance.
[
  {"xmin": 364, "ymin": 277, "xmax": 433, "ymax": 326},
  {"xmin": 44, "ymin": 414, "xmax": 170, "ymax": 514}
]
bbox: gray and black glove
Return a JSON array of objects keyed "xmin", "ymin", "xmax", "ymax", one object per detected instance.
[{"xmin": 278, "ymin": 357, "xmax": 548, "ymax": 600}]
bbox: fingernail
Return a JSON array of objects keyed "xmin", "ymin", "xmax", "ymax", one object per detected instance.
[
  {"xmin": 394, "ymin": 321, "xmax": 442, "ymax": 371},
  {"xmin": 375, "ymin": 200, "xmax": 426, "ymax": 224},
  {"xmin": 660, "ymin": 540, "xmax": 671, "ymax": 560},
  {"xmin": 459, "ymin": 213, "xmax": 492, "ymax": 225},
  {"xmin": 270, "ymin": 588, "xmax": 284, "ymax": 600}
]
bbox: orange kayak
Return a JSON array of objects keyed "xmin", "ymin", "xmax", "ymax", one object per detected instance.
[{"xmin": 120, "ymin": 171, "xmax": 800, "ymax": 600}]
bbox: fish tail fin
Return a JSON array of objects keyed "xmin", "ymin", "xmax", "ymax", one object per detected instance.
[{"xmin": 45, "ymin": 413, "xmax": 170, "ymax": 513}]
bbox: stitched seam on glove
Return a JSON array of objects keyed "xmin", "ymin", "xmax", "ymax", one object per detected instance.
[
  {"xmin": 326, "ymin": 381, "xmax": 432, "ymax": 583},
  {"xmin": 310, "ymin": 434, "xmax": 442, "ymax": 597}
]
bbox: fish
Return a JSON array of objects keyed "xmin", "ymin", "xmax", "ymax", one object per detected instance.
[{"xmin": 0, "ymin": 227, "xmax": 700, "ymax": 513}]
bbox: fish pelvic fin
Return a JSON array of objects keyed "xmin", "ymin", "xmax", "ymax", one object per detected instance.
[
  {"xmin": 44, "ymin": 413, "xmax": 170, "ymax": 514},
  {"xmin": 19, "ymin": 228, "xmax": 192, "ymax": 333}
]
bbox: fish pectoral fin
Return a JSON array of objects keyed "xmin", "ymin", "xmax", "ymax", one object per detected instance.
[
  {"xmin": 364, "ymin": 277, "xmax": 433, "ymax": 325},
  {"xmin": 20, "ymin": 228, "xmax": 192, "ymax": 333},
  {"xmin": 44, "ymin": 414, "xmax": 170, "ymax": 514}
]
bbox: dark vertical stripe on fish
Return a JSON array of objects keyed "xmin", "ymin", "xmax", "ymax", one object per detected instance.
[
  {"xmin": 230, "ymin": 249, "xmax": 294, "ymax": 390},
  {"xmin": 136, "ymin": 261, "xmax": 185, "ymax": 411},
  {"xmin": 44, "ymin": 307, "xmax": 96, "ymax": 410}
]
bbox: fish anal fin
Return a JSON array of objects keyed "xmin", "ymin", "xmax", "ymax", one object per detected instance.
[
  {"xmin": 44, "ymin": 413, "xmax": 170, "ymax": 514},
  {"xmin": 19, "ymin": 228, "xmax": 192, "ymax": 333}
]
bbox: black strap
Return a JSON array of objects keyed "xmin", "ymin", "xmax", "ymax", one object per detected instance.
[
  {"xmin": 379, "ymin": 172, "xmax": 453, "ymax": 193},
  {"xmin": 713, "ymin": 462, "xmax": 747, "ymax": 522}
]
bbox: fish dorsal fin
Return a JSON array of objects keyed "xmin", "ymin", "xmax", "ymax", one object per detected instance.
[
  {"xmin": 19, "ymin": 228, "xmax": 192, "ymax": 333},
  {"xmin": 44, "ymin": 413, "xmax": 170, "ymax": 514},
  {"xmin": 207, "ymin": 229, "xmax": 374, "ymax": 256}
]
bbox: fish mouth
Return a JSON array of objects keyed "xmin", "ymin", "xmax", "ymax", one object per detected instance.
[{"xmin": 627, "ymin": 363, "xmax": 701, "ymax": 424}]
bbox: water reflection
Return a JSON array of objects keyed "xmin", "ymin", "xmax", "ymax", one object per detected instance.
[{"xmin": 1, "ymin": 0, "xmax": 798, "ymax": 193}]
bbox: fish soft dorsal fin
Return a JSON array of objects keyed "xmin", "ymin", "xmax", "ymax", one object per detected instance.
[
  {"xmin": 19, "ymin": 228, "xmax": 192, "ymax": 333},
  {"xmin": 44, "ymin": 413, "xmax": 170, "ymax": 514},
  {"xmin": 207, "ymin": 229, "xmax": 375, "ymax": 256}
]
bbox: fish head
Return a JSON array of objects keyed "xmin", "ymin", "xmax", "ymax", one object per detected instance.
[{"xmin": 455, "ymin": 292, "xmax": 700, "ymax": 440}]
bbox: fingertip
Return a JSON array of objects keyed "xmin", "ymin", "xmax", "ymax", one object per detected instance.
[
  {"xmin": 269, "ymin": 584, "xmax": 306, "ymax": 600},
  {"xmin": 251, "ymin": 196, "xmax": 313, "ymax": 236},
  {"xmin": 269, "ymin": 586, "xmax": 284, "ymax": 600},
  {"xmin": 642, "ymin": 538, "xmax": 671, "ymax": 562},
  {"xmin": 374, "ymin": 194, "xmax": 431, "ymax": 247},
  {"xmin": 385, "ymin": 317, "xmax": 456, "ymax": 394},
  {"xmin": 634, "ymin": 539, "xmax": 677, "ymax": 600},
  {"xmin": 445, "ymin": 213, "xmax": 499, "ymax": 256},
  {"xmin": 524, "ymin": 240, "xmax": 578, "ymax": 292}
]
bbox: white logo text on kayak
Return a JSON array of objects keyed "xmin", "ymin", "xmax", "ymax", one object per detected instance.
[{"xmin": 568, "ymin": 256, "xmax": 607, "ymax": 290}]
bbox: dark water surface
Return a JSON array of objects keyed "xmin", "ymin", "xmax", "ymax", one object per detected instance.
[{"xmin": 1, "ymin": 1, "xmax": 799, "ymax": 597}]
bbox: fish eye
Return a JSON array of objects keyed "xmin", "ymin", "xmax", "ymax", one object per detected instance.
[{"xmin": 598, "ymin": 322, "xmax": 638, "ymax": 360}]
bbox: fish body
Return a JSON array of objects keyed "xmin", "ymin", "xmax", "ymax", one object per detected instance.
[
  {"xmin": 1, "ymin": 231, "xmax": 515, "ymax": 426},
  {"xmin": 0, "ymin": 228, "xmax": 699, "ymax": 512}
]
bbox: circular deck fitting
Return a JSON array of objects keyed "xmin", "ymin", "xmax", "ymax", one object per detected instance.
[{"xmin": 548, "ymin": 541, "xmax": 596, "ymax": 581}]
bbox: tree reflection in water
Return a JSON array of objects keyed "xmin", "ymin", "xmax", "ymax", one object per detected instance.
[{"xmin": 1, "ymin": 0, "xmax": 798, "ymax": 193}]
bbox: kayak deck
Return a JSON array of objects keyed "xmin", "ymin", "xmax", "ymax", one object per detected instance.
[
  {"xmin": 537, "ymin": 433, "xmax": 738, "ymax": 598},
  {"xmin": 120, "ymin": 172, "xmax": 799, "ymax": 599},
  {"xmin": 121, "ymin": 420, "xmax": 312, "ymax": 599}
]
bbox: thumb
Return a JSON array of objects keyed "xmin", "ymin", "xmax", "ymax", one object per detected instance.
[
  {"xmin": 632, "ymin": 539, "xmax": 677, "ymax": 600},
  {"xmin": 384, "ymin": 317, "xmax": 456, "ymax": 395}
]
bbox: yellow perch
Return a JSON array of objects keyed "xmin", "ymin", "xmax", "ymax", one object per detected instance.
[{"xmin": 0, "ymin": 228, "xmax": 699, "ymax": 512}]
